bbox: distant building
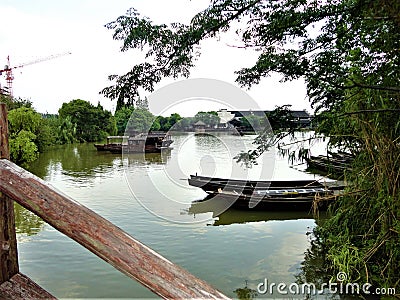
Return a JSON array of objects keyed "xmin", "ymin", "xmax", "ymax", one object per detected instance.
[
  {"xmin": 217, "ymin": 109, "xmax": 313, "ymax": 129},
  {"xmin": 193, "ymin": 120, "xmax": 206, "ymax": 133},
  {"xmin": 288, "ymin": 110, "xmax": 313, "ymax": 128},
  {"xmin": 216, "ymin": 109, "xmax": 235, "ymax": 129}
]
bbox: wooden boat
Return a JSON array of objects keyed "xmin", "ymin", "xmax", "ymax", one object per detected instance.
[
  {"xmin": 188, "ymin": 174, "xmax": 324, "ymax": 195},
  {"xmin": 188, "ymin": 174, "xmax": 335, "ymax": 210},
  {"xmin": 94, "ymin": 136, "xmax": 127, "ymax": 152},
  {"xmin": 94, "ymin": 144, "xmax": 107, "ymax": 151},
  {"xmin": 94, "ymin": 132, "xmax": 173, "ymax": 154},
  {"xmin": 306, "ymin": 152, "xmax": 353, "ymax": 175},
  {"xmin": 207, "ymin": 191, "xmax": 333, "ymax": 210}
]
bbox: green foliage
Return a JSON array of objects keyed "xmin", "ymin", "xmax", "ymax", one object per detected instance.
[
  {"xmin": 45, "ymin": 115, "xmax": 77, "ymax": 144},
  {"xmin": 9, "ymin": 130, "xmax": 38, "ymax": 168},
  {"xmin": 8, "ymin": 107, "xmax": 43, "ymax": 166},
  {"xmin": 312, "ymin": 1, "xmax": 400, "ymax": 287},
  {"xmin": 317, "ymin": 87, "xmax": 400, "ymax": 288},
  {"xmin": 0, "ymin": 96, "xmax": 33, "ymax": 110},
  {"xmin": 115, "ymin": 106, "xmax": 135, "ymax": 135},
  {"xmin": 233, "ymin": 284, "xmax": 257, "ymax": 300},
  {"xmin": 149, "ymin": 118, "xmax": 161, "ymax": 131},
  {"xmin": 135, "ymin": 96, "xmax": 149, "ymax": 110},
  {"xmin": 59, "ymin": 99, "xmax": 114, "ymax": 142},
  {"xmin": 8, "ymin": 107, "xmax": 41, "ymax": 134},
  {"xmin": 5, "ymin": 101, "xmax": 76, "ymax": 166},
  {"xmin": 173, "ymin": 116, "xmax": 194, "ymax": 131},
  {"xmin": 35, "ymin": 118, "xmax": 55, "ymax": 152},
  {"xmin": 125, "ymin": 108, "xmax": 156, "ymax": 134},
  {"xmin": 154, "ymin": 113, "xmax": 183, "ymax": 131},
  {"xmin": 194, "ymin": 111, "xmax": 220, "ymax": 127},
  {"xmin": 168, "ymin": 113, "xmax": 182, "ymax": 129},
  {"xmin": 58, "ymin": 116, "xmax": 78, "ymax": 144}
]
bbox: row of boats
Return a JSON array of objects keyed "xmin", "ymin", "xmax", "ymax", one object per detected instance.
[{"xmin": 188, "ymin": 174, "xmax": 343, "ymax": 211}]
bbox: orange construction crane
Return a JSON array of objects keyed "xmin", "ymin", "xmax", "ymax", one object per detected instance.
[{"xmin": 0, "ymin": 52, "xmax": 71, "ymax": 97}]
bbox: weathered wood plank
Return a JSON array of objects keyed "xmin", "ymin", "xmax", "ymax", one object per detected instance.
[
  {"xmin": 0, "ymin": 103, "xmax": 19, "ymax": 284},
  {"xmin": 0, "ymin": 272, "xmax": 56, "ymax": 299},
  {"xmin": 0, "ymin": 159, "xmax": 230, "ymax": 299},
  {"xmin": 0, "ymin": 193, "xmax": 19, "ymax": 284}
]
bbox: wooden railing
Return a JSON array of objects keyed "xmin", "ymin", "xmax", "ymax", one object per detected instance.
[{"xmin": 0, "ymin": 103, "xmax": 229, "ymax": 299}]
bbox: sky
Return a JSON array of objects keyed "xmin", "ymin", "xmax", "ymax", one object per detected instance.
[{"xmin": 0, "ymin": 0, "xmax": 311, "ymax": 116}]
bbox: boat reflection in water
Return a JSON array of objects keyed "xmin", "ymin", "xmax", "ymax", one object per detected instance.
[
  {"xmin": 123, "ymin": 150, "xmax": 172, "ymax": 165},
  {"xmin": 188, "ymin": 195, "xmax": 327, "ymax": 226}
]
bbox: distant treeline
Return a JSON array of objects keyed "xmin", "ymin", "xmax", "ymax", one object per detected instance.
[
  {"xmin": 0, "ymin": 95, "xmax": 304, "ymax": 167},
  {"xmin": 0, "ymin": 96, "xmax": 220, "ymax": 167}
]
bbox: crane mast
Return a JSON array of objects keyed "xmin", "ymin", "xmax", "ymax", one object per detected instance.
[{"xmin": 0, "ymin": 52, "xmax": 71, "ymax": 98}]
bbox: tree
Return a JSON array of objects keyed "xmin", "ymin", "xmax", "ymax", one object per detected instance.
[
  {"xmin": 59, "ymin": 99, "xmax": 114, "ymax": 142},
  {"xmin": 8, "ymin": 107, "xmax": 42, "ymax": 167},
  {"xmin": 102, "ymin": 0, "xmax": 400, "ymax": 289},
  {"xmin": 173, "ymin": 116, "xmax": 193, "ymax": 131},
  {"xmin": 168, "ymin": 113, "xmax": 182, "ymax": 129},
  {"xmin": 0, "ymin": 96, "xmax": 33, "ymax": 110},
  {"xmin": 114, "ymin": 106, "xmax": 135, "ymax": 135},
  {"xmin": 153, "ymin": 113, "xmax": 183, "ymax": 131},
  {"xmin": 46, "ymin": 115, "xmax": 77, "ymax": 144},
  {"xmin": 135, "ymin": 96, "xmax": 149, "ymax": 110},
  {"xmin": 125, "ymin": 109, "xmax": 156, "ymax": 134},
  {"xmin": 194, "ymin": 111, "xmax": 220, "ymax": 128}
]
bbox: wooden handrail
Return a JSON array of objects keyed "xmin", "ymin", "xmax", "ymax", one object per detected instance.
[{"xmin": 0, "ymin": 159, "xmax": 229, "ymax": 299}]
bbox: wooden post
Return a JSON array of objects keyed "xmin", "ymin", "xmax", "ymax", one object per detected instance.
[{"xmin": 0, "ymin": 103, "xmax": 19, "ymax": 284}]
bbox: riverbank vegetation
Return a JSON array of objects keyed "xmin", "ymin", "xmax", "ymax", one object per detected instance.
[
  {"xmin": 0, "ymin": 93, "xmax": 227, "ymax": 167},
  {"xmin": 101, "ymin": 0, "xmax": 399, "ymax": 292}
]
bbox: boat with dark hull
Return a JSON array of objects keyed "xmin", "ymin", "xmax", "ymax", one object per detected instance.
[
  {"xmin": 94, "ymin": 132, "xmax": 173, "ymax": 154},
  {"xmin": 202, "ymin": 191, "xmax": 333, "ymax": 211},
  {"xmin": 188, "ymin": 175, "xmax": 324, "ymax": 194},
  {"xmin": 306, "ymin": 151, "xmax": 354, "ymax": 175},
  {"xmin": 188, "ymin": 174, "xmax": 335, "ymax": 210}
]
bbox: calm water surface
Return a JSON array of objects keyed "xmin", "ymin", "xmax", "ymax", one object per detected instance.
[{"xmin": 18, "ymin": 133, "xmax": 328, "ymax": 299}]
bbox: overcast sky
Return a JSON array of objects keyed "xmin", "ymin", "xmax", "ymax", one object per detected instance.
[{"xmin": 0, "ymin": 0, "xmax": 311, "ymax": 116}]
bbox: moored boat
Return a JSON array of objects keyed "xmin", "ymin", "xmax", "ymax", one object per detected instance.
[
  {"xmin": 188, "ymin": 174, "xmax": 324, "ymax": 194},
  {"xmin": 306, "ymin": 152, "xmax": 354, "ymax": 175},
  {"xmin": 188, "ymin": 174, "xmax": 335, "ymax": 210},
  {"xmin": 201, "ymin": 191, "xmax": 333, "ymax": 211},
  {"xmin": 94, "ymin": 132, "xmax": 173, "ymax": 154}
]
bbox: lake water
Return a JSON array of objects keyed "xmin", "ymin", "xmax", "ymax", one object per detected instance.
[{"xmin": 18, "ymin": 132, "xmax": 329, "ymax": 299}]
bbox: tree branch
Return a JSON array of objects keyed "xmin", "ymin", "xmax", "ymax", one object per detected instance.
[
  {"xmin": 349, "ymin": 82, "xmax": 400, "ymax": 92},
  {"xmin": 339, "ymin": 109, "xmax": 400, "ymax": 117}
]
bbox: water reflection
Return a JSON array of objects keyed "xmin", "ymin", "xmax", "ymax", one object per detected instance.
[
  {"xmin": 125, "ymin": 150, "xmax": 171, "ymax": 166},
  {"xmin": 195, "ymin": 133, "xmax": 227, "ymax": 149},
  {"xmin": 233, "ymin": 281, "xmax": 258, "ymax": 300},
  {"xmin": 188, "ymin": 198, "xmax": 324, "ymax": 226},
  {"xmin": 27, "ymin": 143, "xmax": 171, "ymax": 181},
  {"xmin": 14, "ymin": 203, "xmax": 44, "ymax": 239}
]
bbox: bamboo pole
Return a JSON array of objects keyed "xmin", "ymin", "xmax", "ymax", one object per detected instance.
[
  {"xmin": 0, "ymin": 159, "xmax": 230, "ymax": 299},
  {"xmin": 0, "ymin": 103, "xmax": 19, "ymax": 284}
]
